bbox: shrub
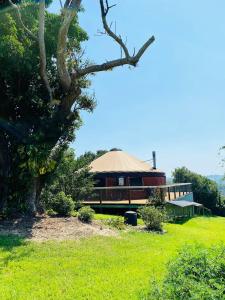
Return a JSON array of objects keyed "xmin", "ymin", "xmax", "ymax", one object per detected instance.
[
  {"xmin": 138, "ymin": 206, "xmax": 166, "ymax": 231},
  {"xmin": 71, "ymin": 210, "xmax": 78, "ymax": 217},
  {"xmin": 78, "ymin": 206, "xmax": 95, "ymax": 223},
  {"xmin": 148, "ymin": 189, "xmax": 165, "ymax": 208},
  {"xmin": 105, "ymin": 217, "xmax": 125, "ymax": 230},
  {"xmin": 51, "ymin": 191, "xmax": 74, "ymax": 216},
  {"xmin": 148, "ymin": 244, "xmax": 225, "ymax": 300},
  {"xmin": 46, "ymin": 209, "xmax": 57, "ymax": 217}
]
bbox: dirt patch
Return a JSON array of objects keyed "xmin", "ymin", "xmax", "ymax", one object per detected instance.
[{"xmin": 0, "ymin": 217, "xmax": 117, "ymax": 242}]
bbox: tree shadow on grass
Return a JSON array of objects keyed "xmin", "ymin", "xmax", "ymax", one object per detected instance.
[
  {"xmin": 0, "ymin": 235, "xmax": 26, "ymax": 251},
  {"xmin": 169, "ymin": 214, "xmax": 214, "ymax": 225},
  {"xmin": 0, "ymin": 229, "xmax": 36, "ymax": 269},
  {"xmin": 169, "ymin": 216, "xmax": 192, "ymax": 225},
  {"xmin": 0, "ymin": 216, "xmax": 42, "ymax": 241},
  {"xmin": 0, "ymin": 216, "xmax": 43, "ymax": 266}
]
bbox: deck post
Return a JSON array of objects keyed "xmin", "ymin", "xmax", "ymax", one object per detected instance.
[
  {"xmin": 174, "ymin": 186, "xmax": 176, "ymax": 199},
  {"xmin": 160, "ymin": 188, "xmax": 164, "ymax": 202},
  {"xmin": 179, "ymin": 187, "xmax": 181, "ymax": 197},
  {"xmin": 168, "ymin": 187, "xmax": 170, "ymax": 201},
  {"xmin": 128, "ymin": 188, "xmax": 131, "ymax": 205},
  {"xmin": 100, "ymin": 189, "xmax": 102, "ymax": 205}
]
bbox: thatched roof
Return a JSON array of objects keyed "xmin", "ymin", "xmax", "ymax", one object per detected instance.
[{"xmin": 89, "ymin": 150, "xmax": 161, "ymax": 173}]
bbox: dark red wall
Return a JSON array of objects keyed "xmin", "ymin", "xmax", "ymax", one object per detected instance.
[
  {"xmin": 105, "ymin": 175, "xmax": 166, "ymax": 187},
  {"xmin": 142, "ymin": 176, "xmax": 166, "ymax": 186},
  {"xmin": 94, "ymin": 172, "xmax": 166, "ymax": 200}
]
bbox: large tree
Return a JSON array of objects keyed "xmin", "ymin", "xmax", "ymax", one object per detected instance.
[
  {"xmin": 0, "ymin": 0, "xmax": 154, "ymax": 214},
  {"xmin": 173, "ymin": 167, "xmax": 220, "ymax": 211}
]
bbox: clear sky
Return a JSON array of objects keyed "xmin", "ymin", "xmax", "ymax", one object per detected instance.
[{"xmin": 50, "ymin": 1, "xmax": 225, "ymax": 176}]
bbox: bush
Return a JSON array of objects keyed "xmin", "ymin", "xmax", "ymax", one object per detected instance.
[
  {"xmin": 173, "ymin": 167, "xmax": 220, "ymax": 211},
  {"xmin": 46, "ymin": 209, "xmax": 57, "ymax": 217},
  {"xmin": 51, "ymin": 191, "xmax": 74, "ymax": 216},
  {"xmin": 78, "ymin": 206, "xmax": 95, "ymax": 223},
  {"xmin": 105, "ymin": 217, "xmax": 125, "ymax": 230},
  {"xmin": 148, "ymin": 244, "xmax": 225, "ymax": 300},
  {"xmin": 138, "ymin": 206, "xmax": 166, "ymax": 231}
]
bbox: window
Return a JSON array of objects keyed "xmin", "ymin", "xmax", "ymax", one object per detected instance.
[
  {"xmin": 95, "ymin": 178, "xmax": 105, "ymax": 187},
  {"xmin": 130, "ymin": 177, "xmax": 143, "ymax": 186},
  {"xmin": 118, "ymin": 177, "xmax": 125, "ymax": 186}
]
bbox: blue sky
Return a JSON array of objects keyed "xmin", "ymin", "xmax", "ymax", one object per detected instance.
[{"xmin": 50, "ymin": 1, "xmax": 225, "ymax": 176}]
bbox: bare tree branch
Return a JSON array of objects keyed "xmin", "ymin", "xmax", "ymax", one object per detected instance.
[
  {"xmin": 57, "ymin": 1, "xmax": 81, "ymax": 91},
  {"xmin": 134, "ymin": 36, "xmax": 156, "ymax": 61},
  {"xmin": 64, "ymin": 0, "xmax": 82, "ymax": 9},
  {"xmin": 78, "ymin": 36, "xmax": 155, "ymax": 77},
  {"xmin": 59, "ymin": 0, "xmax": 63, "ymax": 8},
  {"xmin": 77, "ymin": 0, "xmax": 155, "ymax": 77},
  {"xmin": 57, "ymin": 0, "xmax": 154, "ymax": 112},
  {"xmin": 99, "ymin": 0, "xmax": 129, "ymax": 58},
  {"xmin": 38, "ymin": 0, "xmax": 52, "ymax": 100},
  {"xmin": 8, "ymin": 0, "xmax": 38, "ymax": 42}
]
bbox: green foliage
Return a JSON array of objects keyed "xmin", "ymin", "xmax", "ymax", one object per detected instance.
[
  {"xmin": 138, "ymin": 206, "xmax": 166, "ymax": 231},
  {"xmin": 40, "ymin": 148, "xmax": 109, "ymax": 212},
  {"xmin": 50, "ymin": 191, "xmax": 74, "ymax": 216},
  {"xmin": 71, "ymin": 210, "xmax": 78, "ymax": 217},
  {"xmin": 40, "ymin": 149, "xmax": 95, "ymax": 209},
  {"xmin": 105, "ymin": 217, "xmax": 125, "ymax": 230},
  {"xmin": 148, "ymin": 189, "xmax": 165, "ymax": 208},
  {"xmin": 148, "ymin": 244, "xmax": 225, "ymax": 300},
  {"xmin": 78, "ymin": 149, "xmax": 108, "ymax": 164},
  {"xmin": 46, "ymin": 208, "xmax": 57, "ymax": 217},
  {"xmin": 173, "ymin": 167, "xmax": 220, "ymax": 211},
  {"xmin": 78, "ymin": 206, "xmax": 95, "ymax": 223},
  {"xmin": 0, "ymin": 2, "xmax": 94, "ymax": 214}
]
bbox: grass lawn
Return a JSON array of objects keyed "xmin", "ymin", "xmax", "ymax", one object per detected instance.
[{"xmin": 0, "ymin": 216, "xmax": 224, "ymax": 299}]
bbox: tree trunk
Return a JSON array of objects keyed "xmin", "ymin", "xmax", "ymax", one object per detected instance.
[
  {"xmin": 0, "ymin": 132, "xmax": 10, "ymax": 212},
  {"xmin": 26, "ymin": 177, "xmax": 38, "ymax": 215}
]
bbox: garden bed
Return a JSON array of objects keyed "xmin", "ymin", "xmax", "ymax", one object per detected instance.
[{"xmin": 0, "ymin": 216, "xmax": 117, "ymax": 241}]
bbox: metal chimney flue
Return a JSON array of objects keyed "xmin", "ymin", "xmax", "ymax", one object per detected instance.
[{"xmin": 152, "ymin": 151, "xmax": 156, "ymax": 169}]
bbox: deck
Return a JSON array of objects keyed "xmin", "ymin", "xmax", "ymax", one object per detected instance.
[{"xmin": 84, "ymin": 183, "xmax": 193, "ymax": 209}]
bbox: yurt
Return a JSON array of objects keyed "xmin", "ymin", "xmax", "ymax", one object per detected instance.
[{"xmin": 89, "ymin": 149, "xmax": 166, "ymax": 188}]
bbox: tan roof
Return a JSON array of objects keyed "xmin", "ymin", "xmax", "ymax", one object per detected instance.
[{"xmin": 89, "ymin": 150, "xmax": 161, "ymax": 173}]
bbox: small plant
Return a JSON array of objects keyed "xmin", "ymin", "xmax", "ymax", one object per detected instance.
[
  {"xmin": 78, "ymin": 206, "xmax": 95, "ymax": 223},
  {"xmin": 148, "ymin": 189, "xmax": 165, "ymax": 208},
  {"xmin": 105, "ymin": 217, "xmax": 125, "ymax": 230},
  {"xmin": 46, "ymin": 209, "xmax": 57, "ymax": 217},
  {"xmin": 51, "ymin": 191, "xmax": 74, "ymax": 216},
  {"xmin": 74, "ymin": 200, "xmax": 83, "ymax": 211},
  {"xmin": 71, "ymin": 210, "xmax": 78, "ymax": 217},
  {"xmin": 138, "ymin": 206, "xmax": 166, "ymax": 231}
]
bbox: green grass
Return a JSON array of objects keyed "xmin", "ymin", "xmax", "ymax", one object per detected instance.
[
  {"xmin": 94, "ymin": 213, "xmax": 144, "ymax": 225},
  {"xmin": 0, "ymin": 216, "xmax": 224, "ymax": 299}
]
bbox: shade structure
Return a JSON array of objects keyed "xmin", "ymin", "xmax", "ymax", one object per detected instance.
[{"xmin": 166, "ymin": 200, "xmax": 202, "ymax": 207}]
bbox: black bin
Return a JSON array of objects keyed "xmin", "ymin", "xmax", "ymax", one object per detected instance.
[{"xmin": 124, "ymin": 211, "xmax": 137, "ymax": 226}]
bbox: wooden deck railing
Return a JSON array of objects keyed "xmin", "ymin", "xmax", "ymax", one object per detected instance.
[{"xmin": 84, "ymin": 183, "xmax": 192, "ymax": 206}]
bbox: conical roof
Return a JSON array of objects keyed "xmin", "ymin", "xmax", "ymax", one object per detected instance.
[{"xmin": 90, "ymin": 150, "xmax": 160, "ymax": 173}]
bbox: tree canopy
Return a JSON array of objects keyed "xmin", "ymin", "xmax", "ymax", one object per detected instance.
[{"xmin": 173, "ymin": 167, "xmax": 220, "ymax": 211}]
